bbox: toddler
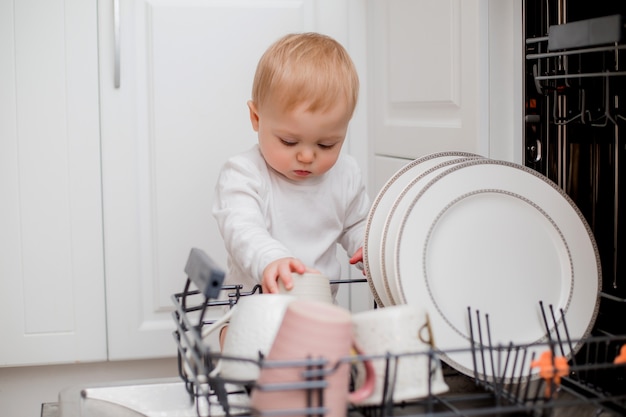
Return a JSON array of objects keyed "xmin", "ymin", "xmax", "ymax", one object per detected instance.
[{"xmin": 212, "ymin": 32, "xmax": 370, "ymax": 299}]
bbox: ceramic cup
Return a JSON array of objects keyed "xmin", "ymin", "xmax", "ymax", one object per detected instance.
[
  {"xmin": 200, "ymin": 294, "xmax": 297, "ymax": 382},
  {"xmin": 278, "ymin": 272, "xmax": 334, "ymax": 304},
  {"xmin": 351, "ymin": 304, "xmax": 449, "ymax": 405},
  {"xmin": 251, "ymin": 299, "xmax": 376, "ymax": 417}
]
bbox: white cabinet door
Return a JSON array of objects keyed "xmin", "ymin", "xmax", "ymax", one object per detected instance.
[
  {"xmin": 0, "ymin": 0, "xmax": 106, "ymax": 366},
  {"xmin": 98, "ymin": 0, "xmax": 358, "ymax": 360},
  {"xmin": 368, "ymin": 0, "xmax": 489, "ymax": 160},
  {"xmin": 366, "ymin": 0, "xmax": 523, "ymax": 193}
]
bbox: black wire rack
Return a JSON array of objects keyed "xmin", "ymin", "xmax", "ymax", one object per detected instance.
[{"xmin": 172, "ymin": 248, "xmax": 626, "ymax": 417}]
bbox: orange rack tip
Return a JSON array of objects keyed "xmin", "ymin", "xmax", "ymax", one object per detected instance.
[
  {"xmin": 614, "ymin": 344, "xmax": 626, "ymax": 365},
  {"xmin": 531, "ymin": 350, "xmax": 569, "ymax": 397}
]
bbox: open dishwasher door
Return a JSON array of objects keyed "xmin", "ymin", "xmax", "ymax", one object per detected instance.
[
  {"xmin": 59, "ymin": 378, "xmax": 192, "ymax": 417},
  {"xmin": 59, "ymin": 378, "xmax": 250, "ymax": 417}
]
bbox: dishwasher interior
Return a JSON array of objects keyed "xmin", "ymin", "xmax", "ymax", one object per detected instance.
[
  {"xmin": 523, "ymin": 0, "xmax": 626, "ymax": 405},
  {"xmin": 523, "ymin": 0, "xmax": 626, "ymax": 335}
]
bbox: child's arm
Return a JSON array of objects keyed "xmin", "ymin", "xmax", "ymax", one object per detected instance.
[
  {"xmin": 261, "ymin": 257, "xmax": 307, "ymax": 294},
  {"xmin": 213, "ymin": 155, "xmax": 294, "ymax": 284}
]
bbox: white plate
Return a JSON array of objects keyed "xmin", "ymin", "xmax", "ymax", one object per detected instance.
[
  {"xmin": 394, "ymin": 159, "xmax": 601, "ymax": 381},
  {"xmin": 364, "ymin": 152, "xmax": 482, "ymax": 307},
  {"xmin": 380, "ymin": 157, "xmax": 480, "ymax": 305}
]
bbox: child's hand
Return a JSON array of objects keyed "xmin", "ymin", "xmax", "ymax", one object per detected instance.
[
  {"xmin": 261, "ymin": 257, "xmax": 307, "ymax": 294},
  {"xmin": 349, "ymin": 247, "xmax": 366, "ymax": 275}
]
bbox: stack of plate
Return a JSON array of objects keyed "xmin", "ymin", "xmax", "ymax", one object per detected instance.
[{"xmin": 363, "ymin": 151, "xmax": 602, "ymax": 381}]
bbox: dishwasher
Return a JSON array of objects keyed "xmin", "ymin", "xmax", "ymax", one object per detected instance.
[{"xmin": 164, "ymin": 248, "xmax": 626, "ymax": 417}]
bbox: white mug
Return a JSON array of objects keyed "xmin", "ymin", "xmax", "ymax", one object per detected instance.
[
  {"xmin": 351, "ymin": 304, "xmax": 449, "ymax": 405},
  {"xmin": 200, "ymin": 294, "xmax": 296, "ymax": 382},
  {"xmin": 278, "ymin": 272, "xmax": 334, "ymax": 304}
]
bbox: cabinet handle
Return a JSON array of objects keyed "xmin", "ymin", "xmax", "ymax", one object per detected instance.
[{"xmin": 113, "ymin": 0, "xmax": 121, "ymax": 88}]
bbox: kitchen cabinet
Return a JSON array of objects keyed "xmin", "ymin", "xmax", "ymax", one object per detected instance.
[
  {"xmin": 97, "ymin": 0, "xmax": 365, "ymax": 360},
  {"xmin": 1, "ymin": 0, "xmax": 365, "ymax": 366},
  {"xmin": 0, "ymin": 0, "xmax": 107, "ymax": 365},
  {"xmin": 368, "ymin": 0, "xmax": 486, "ymax": 160},
  {"xmin": 366, "ymin": 0, "xmax": 522, "ymax": 193}
]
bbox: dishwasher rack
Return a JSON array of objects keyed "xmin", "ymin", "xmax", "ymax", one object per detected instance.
[{"xmin": 172, "ymin": 249, "xmax": 626, "ymax": 417}]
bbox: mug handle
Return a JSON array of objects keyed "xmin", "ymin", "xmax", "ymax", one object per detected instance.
[
  {"xmin": 348, "ymin": 340, "xmax": 376, "ymax": 403},
  {"xmin": 417, "ymin": 313, "xmax": 435, "ymax": 347},
  {"xmin": 200, "ymin": 305, "xmax": 236, "ymax": 340},
  {"xmin": 193, "ymin": 307, "xmax": 236, "ymax": 378}
]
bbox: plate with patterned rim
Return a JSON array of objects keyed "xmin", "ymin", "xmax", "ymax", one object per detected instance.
[
  {"xmin": 394, "ymin": 158, "xmax": 601, "ymax": 381},
  {"xmin": 380, "ymin": 157, "xmax": 482, "ymax": 305},
  {"xmin": 363, "ymin": 152, "xmax": 483, "ymax": 307}
]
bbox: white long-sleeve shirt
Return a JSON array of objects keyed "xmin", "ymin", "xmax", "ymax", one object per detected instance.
[{"xmin": 212, "ymin": 145, "xmax": 370, "ymax": 293}]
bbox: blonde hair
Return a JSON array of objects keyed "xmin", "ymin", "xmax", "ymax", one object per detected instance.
[{"xmin": 251, "ymin": 32, "xmax": 359, "ymax": 117}]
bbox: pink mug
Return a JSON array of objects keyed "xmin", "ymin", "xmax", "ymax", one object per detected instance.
[{"xmin": 250, "ymin": 299, "xmax": 375, "ymax": 417}]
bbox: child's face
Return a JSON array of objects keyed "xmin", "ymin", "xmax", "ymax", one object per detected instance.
[{"xmin": 249, "ymin": 99, "xmax": 351, "ymax": 181}]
